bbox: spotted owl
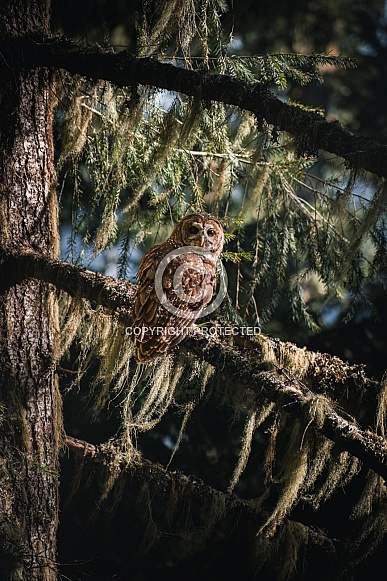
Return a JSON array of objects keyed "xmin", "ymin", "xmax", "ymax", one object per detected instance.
[{"xmin": 133, "ymin": 214, "xmax": 224, "ymax": 362}]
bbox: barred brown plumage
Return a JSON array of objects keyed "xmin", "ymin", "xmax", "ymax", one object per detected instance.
[{"xmin": 133, "ymin": 214, "xmax": 224, "ymax": 362}]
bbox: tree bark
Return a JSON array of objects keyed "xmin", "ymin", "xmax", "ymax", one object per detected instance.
[{"xmin": 0, "ymin": 2, "xmax": 60, "ymax": 579}]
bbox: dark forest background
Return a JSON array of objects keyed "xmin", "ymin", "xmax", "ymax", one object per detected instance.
[{"xmin": 52, "ymin": 1, "xmax": 387, "ymax": 579}]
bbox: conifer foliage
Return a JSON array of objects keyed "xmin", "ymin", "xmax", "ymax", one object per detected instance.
[{"xmin": 1, "ymin": 1, "xmax": 387, "ymax": 579}]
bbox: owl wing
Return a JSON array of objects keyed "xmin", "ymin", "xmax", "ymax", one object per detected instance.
[
  {"xmin": 133, "ymin": 242, "xmax": 165, "ymax": 329},
  {"xmin": 133, "ymin": 248, "xmax": 217, "ymax": 362}
]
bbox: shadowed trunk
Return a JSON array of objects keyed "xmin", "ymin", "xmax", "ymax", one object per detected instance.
[{"xmin": 0, "ymin": 1, "xmax": 61, "ymax": 579}]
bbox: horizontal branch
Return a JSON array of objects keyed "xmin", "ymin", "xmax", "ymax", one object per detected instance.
[
  {"xmin": 64, "ymin": 435, "xmax": 263, "ymax": 521},
  {"xmin": 3, "ymin": 249, "xmax": 386, "ymax": 481},
  {"xmin": 184, "ymin": 334, "xmax": 387, "ymax": 480},
  {"xmin": 0, "ymin": 248, "xmax": 136, "ymax": 316},
  {"xmin": 3, "ymin": 36, "xmax": 387, "ymax": 178},
  {"xmin": 64, "ymin": 434, "xmax": 342, "ymax": 570}
]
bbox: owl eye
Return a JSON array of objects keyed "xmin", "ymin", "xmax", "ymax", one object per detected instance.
[
  {"xmin": 188, "ymin": 226, "xmax": 200, "ymax": 235},
  {"xmin": 207, "ymin": 229, "xmax": 216, "ymax": 237}
]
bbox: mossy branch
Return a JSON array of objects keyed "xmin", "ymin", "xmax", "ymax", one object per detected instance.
[
  {"xmin": 65, "ymin": 434, "xmax": 262, "ymax": 519},
  {"xmin": 2, "ymin": 249, "xmax": 387, "ymax": 481},
  {"xmin": 64, "ymin": 433, "xmax": 343, "ymax": 571},
  {"xmin": 184, "ymin": 333, "xmax": 387, "ymax": 481},
  {"xmin": 3, "ymin": 36, "xmax": 387, "ymax": 178},
  {"xmin": 0, "ymin": 248, "xmax": 136, "ymax": 316}
]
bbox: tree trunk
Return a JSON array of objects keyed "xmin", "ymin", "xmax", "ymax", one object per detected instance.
[{"xmin": 0, "ymin": 2, "xmax": 60, "ymax": 579}]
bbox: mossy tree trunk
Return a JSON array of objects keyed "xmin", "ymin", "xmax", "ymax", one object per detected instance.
[{"xmin": 0, "ymin": 1, "xmax": 61, "ymax": 579}]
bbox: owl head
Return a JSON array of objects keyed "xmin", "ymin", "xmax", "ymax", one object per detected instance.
[{"xmin": 169, "ymin": 214, "xmax": 224, "ymax": 257}]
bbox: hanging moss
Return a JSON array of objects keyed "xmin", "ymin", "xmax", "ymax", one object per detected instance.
[{"xmin": 55, "ymin": 0, "xmax": 387, "ymax": 573}]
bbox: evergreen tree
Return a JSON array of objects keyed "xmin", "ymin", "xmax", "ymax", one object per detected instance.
[{"xmin": 1, "ymin": 1, "xmax": 386, "ymax": 579}]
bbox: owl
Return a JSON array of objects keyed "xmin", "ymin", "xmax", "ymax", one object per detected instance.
[{"xmin": 133, "ymin": 214, "xmax": 224, "ymax": 362}]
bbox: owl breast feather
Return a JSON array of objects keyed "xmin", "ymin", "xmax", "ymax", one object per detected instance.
[{"xmin": 133, "ymin": 242, "xmax": 219, "ymax": 362}]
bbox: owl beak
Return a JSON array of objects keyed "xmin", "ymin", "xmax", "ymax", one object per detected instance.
[{"xmin": 191, "ymin": 234, "xmax": 205, "ymax": 247}]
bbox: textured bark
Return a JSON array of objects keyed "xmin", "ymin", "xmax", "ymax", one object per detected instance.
[{"xmin": 0, "ymin": 2, "xmax": 60, "ymax": 580}]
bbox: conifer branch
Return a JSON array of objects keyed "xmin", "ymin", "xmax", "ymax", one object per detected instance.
[
  {"xmin": 0, "ymin": 248, "xmax": 136, "ymax": 315},
  {"xmin": 64, "ymin": 433, "xmax": 343, "ymax": 569},
  {"xmin": 3, "ymin": 36, "xmax": 387, "ymax": 178},
  {"xmin": 184, "ymin": 333, "xmax": 387, "ymax": 481},
  {"xmin": 2, "ymin": 249, "xmax": 386, "ymax": 480}
]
